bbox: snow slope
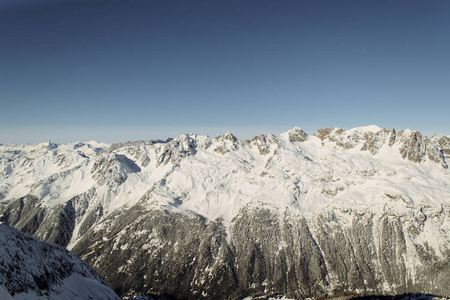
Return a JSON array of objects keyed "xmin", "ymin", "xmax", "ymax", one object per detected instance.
[{"xmin": 0, "ymin": 222, "xmax": 119, "ymax": 300}]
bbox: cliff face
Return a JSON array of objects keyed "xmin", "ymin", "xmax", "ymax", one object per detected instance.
[{"xmin": 1, "ymin": 126, "xmax": 449, "ymax": 298}]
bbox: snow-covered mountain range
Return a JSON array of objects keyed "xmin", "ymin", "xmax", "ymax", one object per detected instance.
[{"xmin": 1, "ymin": 125, "xmax": 449, "ymax": 299}]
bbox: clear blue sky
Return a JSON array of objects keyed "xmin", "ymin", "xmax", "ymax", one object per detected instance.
[{"xmin": 1, "ymin": 0, "xmax": 449, "ymax": 143}]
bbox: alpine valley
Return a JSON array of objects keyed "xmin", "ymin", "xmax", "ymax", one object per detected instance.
[{"xmin": 1, "ymin": 125, "xmax": 449, "ymax": 299}]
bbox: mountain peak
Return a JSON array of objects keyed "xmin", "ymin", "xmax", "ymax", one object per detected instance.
[
  {"xmin": 281, "ymin": 127, "xmax": 308, "ymax": 142},
  {"xmin": 215, "ymin": 132, "xmax": 238, "ymax": 142},
  {"xmin": 345, "ymin": 125, "xmax": 382, "ymax": 134}
]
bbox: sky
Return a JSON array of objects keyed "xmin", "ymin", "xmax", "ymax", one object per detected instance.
[{"xmin": 1, "ymin": 0, "xmax": 449, "ymax": 144}]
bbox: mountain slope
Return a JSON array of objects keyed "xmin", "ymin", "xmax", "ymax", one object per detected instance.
[
  {"xmin": 1, "ymin": 126, "xmax": 449, "ymax": 298},
  {"xmin": 0, "ymin": 222, "xmax": 119, "ymax": 300}
]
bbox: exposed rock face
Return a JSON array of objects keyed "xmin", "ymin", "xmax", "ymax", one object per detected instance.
[
  {"xmin": 0, "ymin": 223, "xmax": 119, "ymax": 299},
  {"xmin": 314, "ymin": 126, "xmax": 448, "ymax": 168},
  {"xmin": 156, "ymin": 135, "xmax": 198, "ymax": 167},
  {"xmin": 92, "ymin": 153, "xmax": 142, "ymax": 188},
  {"xmin": 1, "ymin": 126, "xmax": 450, "ymax": 299},
  {"xmin": 313, "ymin": 127, "xmax": 397, "ymax": 154},
  {"xmin": 360, "ymin": 130, "xmax": 392, "ymax": 154},
  {"xmin": 213, "ymin": 132, "xmax": 242, "ymax": 154},
  {"xmin": 431, "ymin": 134, "xmax": 450, "ymax": 155},
  {"xmin": 286, "ymin": 127, "xmax": 308, "ymax": 142},
  {"xmin": 396, "ymin": 130, "xmax": 446, "ymax": 168},
  {"xmin": 250, "ymin": 134, "xmax": 280, "ymax": 155}
]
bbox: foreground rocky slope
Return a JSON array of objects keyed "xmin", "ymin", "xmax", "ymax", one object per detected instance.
[
  {"xmin": 1, "ymin": 125, "xmax": 449, "ymax": 298},
  {"xmin": 0, "ymin": 223, "xmax": 119, "ymax": 299}
]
